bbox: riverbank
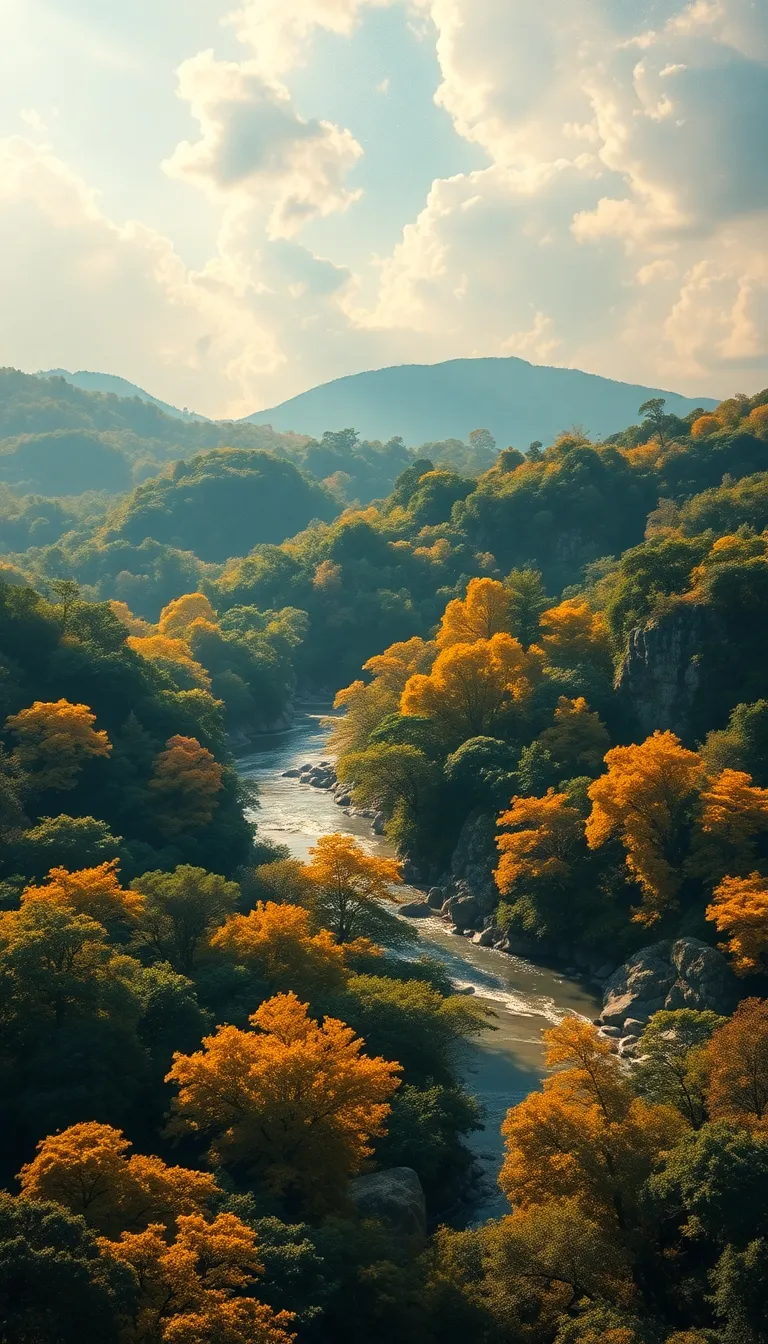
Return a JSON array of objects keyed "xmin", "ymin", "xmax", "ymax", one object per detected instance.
[{"xmin": 237, "ymin": 709, "xmax": 601, "ymax": 1224}]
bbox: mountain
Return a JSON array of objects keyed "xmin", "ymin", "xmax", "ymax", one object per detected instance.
[
  {"xmin": 243, "ymin": 356, "xmax": 719, "ymax": 446},
  {"xmin": 38, "ymin": 369, "xmax": 207, "ymax": 421}
]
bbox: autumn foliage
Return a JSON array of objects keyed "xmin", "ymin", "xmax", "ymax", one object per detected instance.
[
  {"xmin": 6, "ymin": 698, "xmax": 111, "ymax": 791},
  {"xmin": 166, "ymin": 991, "xmax": 402, "ymax": 1211},
  {"xmin": 149, "ymin": 735, "xmax": 223, "ymax": 836},
  {"xmin": 210, "ymin": 901, "xmax": 350, "ymax": 995},
  {"xmin": 707, "ymin": 872, "xmax": 768, "ymax": 975}
]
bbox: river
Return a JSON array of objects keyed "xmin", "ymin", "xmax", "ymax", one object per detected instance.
[{"xmin": 238, "ymin": 709, "xmax": 600, "ymax": 1223}]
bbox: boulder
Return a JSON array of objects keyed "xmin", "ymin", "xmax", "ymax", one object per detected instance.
[
  {"xmin": 471, "ymin": 927, "xmax": 497, "ymax": 947},
  {"xmin": 372, "ymin": 811, "xmax": 387, "ymax": 835},
  {"xmin": 398, "ymin": 901, "xmax": 432, "ymax": 918},
  {"xmin": 449, "ymin": 811, "xmax": 499, "ymax": 916},
  {"xmin": 427, "ymin": 886, "xmax": 446, "ymax": 909},
  {"xmin": 281, "ymin": 768, "xmax": 302, "ymax": 778},
  {"xmin": 349, "ymin": 1167, "xmax": 426, "ymax": 1237},
  {"xmin": 444, "ymin": 893, "xmax": 481, "ymax": 932},
  {"xmin": 601, "ymin": 938, "xmax": 736, "ymax": 1031},
  {"xmin": 623, "ymin": 1018, "xmax": 648, "ymax": 1037}
]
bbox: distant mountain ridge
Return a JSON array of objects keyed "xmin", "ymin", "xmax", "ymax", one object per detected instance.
[
  {"xmin": 243, "ymin": 356, "xmax": 719, "ymax": 446},
  {"xmin": 39, "ymin": 369, "xmax": 208, "ymax": 421}
]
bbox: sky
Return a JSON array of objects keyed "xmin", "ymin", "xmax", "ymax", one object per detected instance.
[{"xmin": 0, "ymin": 0, "xmax": 766, "ymax": 418}]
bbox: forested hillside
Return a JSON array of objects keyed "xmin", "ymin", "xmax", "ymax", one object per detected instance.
[{"xmin": 2, "ymin": 383, "xmax": 768, "ymax": 1344}]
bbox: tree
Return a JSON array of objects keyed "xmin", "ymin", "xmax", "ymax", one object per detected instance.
[
  {"xmin": 133, "ymin": 865, "xmax": 239, "ymax": 975},
  {"xmin": 159, "ymin": 592, "xmax": 218, "ymax": 638},
  {"xmin": 537, "ymin": 696, "xmax": 610, "ymax": 777},
  {"xmin": 127, "ymin": 633, "xmax": 212, "ymax": 692},
  {"xmin": 6, "ymin": 698, "xmax": 111, "ymax": 792},
  {"xmin": 500, "ymin": 1017, "xmax": 686, "ymax": 1230},
  {"xmin": 338, "ymin": 743, "xmax": 440, "ymax": 852},
  {"xmin": 693, "ymin": 769, "xmax": 768, "ymax": 883},
  {"xmin": 330, "ymin": 637, "xmax": 435, "ymax": 755},
  {"xmin": 304, "ymin": 834, "xmax": 402, "ymax": 944},
  {"xmin": 240, "ymin": 858, "xmax": 316, "ymax": 910},
  {"xmin": 504, "ymin": 567, "xmax": 548, "ymax": 649},
  {"xmin": 18, "ymin": 1122, "xmax": 218, "ymax": 1237},
  {"xmin": 436, "ymin": 578, "xmax": 511, "ymax": 647},
  {"xmin": 401, "ymin": 634, "xmax": 543, "ymax": 741},
  {"xmin": 0, "ymin": 1192, "xmax": 132, "ymax": 1344},
  {"xmin": 21, "ymin": 860, "xmax": 145, "ymax": 932},
  {"xmin": 15, "ymin": 814, "xmax": 122, "ymax": 880},
  {"xmin": 102, "ymin": 1212, "xmax": 295, "ymax": 1344},
  {"xmin": 639, "ymin": 396, "xmax": 669, "ymax": 446},
  {"xmin": 586, "ymin": 731, "xmax": 705, "ymax": 924},
  {"xmin": 707, "ymin": 873, "xmax": 768, "ymax": 975},
  {"xmin": 706, "ymin": 999, "xmax": 768, "ymax": 1129},
  {"xmin": 50, "ymin": 578, "xmax": 82, "ymax": 634},
  {"xmin": 166, "ymin": 992, "xmax": 402, "ymax": 1212},
  {"xmin": 149, "ymin": 735, "xmax": 223, "ymax": 837},
  {"xmin": 647, "ymin": 1121, "xmax": 768, "ymax": 1249},
  {"xmin": 496, "ymin": 790, "xmax": 585, "ymax": 895},
  {"xmin": 539, "ymin": 600, "xmax": 612, "ymax": 673},
  {"xmin": 210, "ymin": 902, "xmax": 350, "ymax": 996},
  {"xmin": 634, "ymin": 1009, "xmax": 726, "ymax": 1127}
]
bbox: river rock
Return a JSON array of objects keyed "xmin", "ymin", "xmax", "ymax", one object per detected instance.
[
  {"xmin": 471, "ymin": 927, "xmax": 498, "ymax": 947},
  {"xmin": 600, "ymin": 938, "xmax": 736, "ymax": 1031},
  {"xmin": 372, "ymin": 811, "xmax": 387, "ymax": 835},
  {"xmin": 449, "ymin": 810, "xmax": 499, "ymax": 916},
  {"xmin": 443, "ymin": 892, "xmax": 481, "ymax": 932},
  {"xmin": 398, "ymin": 901, "xmax": 432, "ymax": 918},
  {"xmin": 281, "ymin": 767, "xmax": 302, "ymax": 778},
  {"xmin": 349, "ymin": 1168, "xmax": 426, "ymax": 1237},
  {"xmin": 427, "ymin": 886, "xmax": 446, "ymax": 909}
]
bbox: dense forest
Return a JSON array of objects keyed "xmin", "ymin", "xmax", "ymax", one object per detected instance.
[{"xmin": 1, "ymin": 379, "xmax": 768, "ymax": 1343}]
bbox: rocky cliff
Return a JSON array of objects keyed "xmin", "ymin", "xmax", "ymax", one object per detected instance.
[{"xmin": 616, "ymin": 602, "xmax": 712, "ymax": 740}]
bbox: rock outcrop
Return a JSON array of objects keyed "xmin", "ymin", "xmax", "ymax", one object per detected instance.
[
  {"xmin": 449, "ymin": 810, "xmax": 498, "ymax": 919},
  {"xmin": 349, "ymin": 1167, "xmax": 426, "ymax": 1237},
  {"xmin": 600, "ymin": 937, "xmax": 736, "ymax": 1033},
  {"xmin": 616, "ymin": 604, "xmax": 712, "ymax": 739}
]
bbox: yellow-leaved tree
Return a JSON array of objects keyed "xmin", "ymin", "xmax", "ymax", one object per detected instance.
[
  {"xmin": 500, "ymin": 1017, "xmax": 686, "ymax": 1231},
  {"xmin": 166, "ymin": 991, "xmax": 402, "ymax": 1211},
  {"xmin": 210, "ymin": 902, "xmax": 350, "ymax": 996},
  {"xmin": 6, "ymin": 699, "xmax": 111, "ymax": 792},
  {"xmin": 537, "ymin": 696, "xmax": 611, "ymax": 777},
  {"xmin": 158, "ymin": 592, "xmax": 218, "ymax": 639},
  {"xmin": 586, "ymin": 731, "xmax": 705, "ymax": 923},
  {"xmin": 436, "ymin": 578, "xmax": 511, "ymax": 647},
  {"xmin": 401, "ymin": 634, "xmax": 543, "ymax": 741},
  {"xmin": 20, "ymin": 860, "xmax": 145, "ymax": 931},
  {"xmin": 707, "ymin": 873, "xmax": 768, "ymax": 975},
  {"xmin": 126, "ymin": 634, "xmax": 212, "ymax": 692},
  {"xmin": 539, "ymin": 600, "xmax": 613, "ymax": 673},
  {"xmin": 330, "ymin": 636, "xmax": 436, "ymax": 755},
  {"xmin": 18, "ymin": 1121, "xmax": 218, "ymax": 1237},
  {"xmin": 692, "ymin": 768, "xmax": 768, "ymax": 882},
  {"xmin": 304, "ymin": 833, "xmax": 401, "ymax": 944}
]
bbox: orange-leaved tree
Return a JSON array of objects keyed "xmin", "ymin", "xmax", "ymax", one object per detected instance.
[
  {"xmin": 18, "ymin": 1121, "xmax": 218, "ymax": 1237},
  {"xmin": 586, "ymin": 731, "xmax": 705, "ymax": 924},
  {"xmin": 705, "ymin": 998, "xmax": 768, "ymax": 1129},
  {"xmin": 692, "ymin": 768, "xmax": 768, "ymax": 883},
  {"xmin": 210, "ymin": 902, "xmax": 350, "ymax": 996},
  {"xmin": 500, "ymin": 1016, "xmax": 686, "ymax": 1231},
  {"xmin": 20, "ymin": 860, "xmax": 145, "ymax": 932},
  {"xmin": 149, "ymin": 736, "xmax": 223, "ymax": 837},
  {"xmin": 496, "ymin": 790, "xmax": 585, "ymax": 894},
  {"xmin": 400, "ymin": 634, "xmax": 543, "ymax": 741},
  {"xmin": 304, "ymin": 833, "xmax": 401, "ymax": 944},
  {"xmin": 436, "ymin": 578, "xmax": 511, "ymax": 647},
  {"xmin": 6, "ymin": 699, "xmax": 111, "ymax": 792},
  {"xmin": 706, "ymin": 872, "xmax": 768, "ymax": 975},
  {"xmin": 166, "ymin": 991, "xmax": 402, "ymax": 1211},
  {"xmin": 102, "ymin": 1212, "xmax": 295, "ymax": 1344}
]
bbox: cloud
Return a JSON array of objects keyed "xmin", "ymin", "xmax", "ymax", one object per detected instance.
[
  {"xmin": 164, "ymin": 50, "xmax": 363, "ymax": 238},
  {"xmin": 224, "ymin": 0, "xmax": 394, "ymax": 78}
]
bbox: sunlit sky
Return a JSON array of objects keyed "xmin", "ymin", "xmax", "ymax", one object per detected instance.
[{"xmin": 0, "ymin": 0, "xmax": 766, "ymax": 417}]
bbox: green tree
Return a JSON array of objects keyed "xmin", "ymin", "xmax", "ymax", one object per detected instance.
[
  {"xmin": 133, "ymin": 865, "xmax": 239, "ymax": 975},
  {"xmin": 634, "ymin": 1009, "xmax": 726, "ymax": 1128}
]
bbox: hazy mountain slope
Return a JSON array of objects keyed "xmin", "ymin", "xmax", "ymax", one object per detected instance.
[
  {"xmin": 39, "ymin": 368, "xmax": 207, "ymax": 420},
  {"xmin": 244, "ymin": 356, "xmax": 718, "ymax": 445}
]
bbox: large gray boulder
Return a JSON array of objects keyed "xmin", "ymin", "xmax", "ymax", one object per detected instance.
[
  {"xmin": 349, "ymin": 1167, "xmax": 426, "ymax": 1237},
  {"xmin": 442, "ymin": 891, "xmax": 481, "ymax": 932},
  {"xmin": 601, "ymin": 938, "xmax": 736, "ymax": 1030},
  {"xmin": 450, "ymin": 810, "xmax": 499, "ymax": 915}
]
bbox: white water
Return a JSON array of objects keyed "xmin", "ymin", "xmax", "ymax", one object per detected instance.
[{"xmin": 238, "ymin": 709, "xmax": 600, "ymax": 1222}]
